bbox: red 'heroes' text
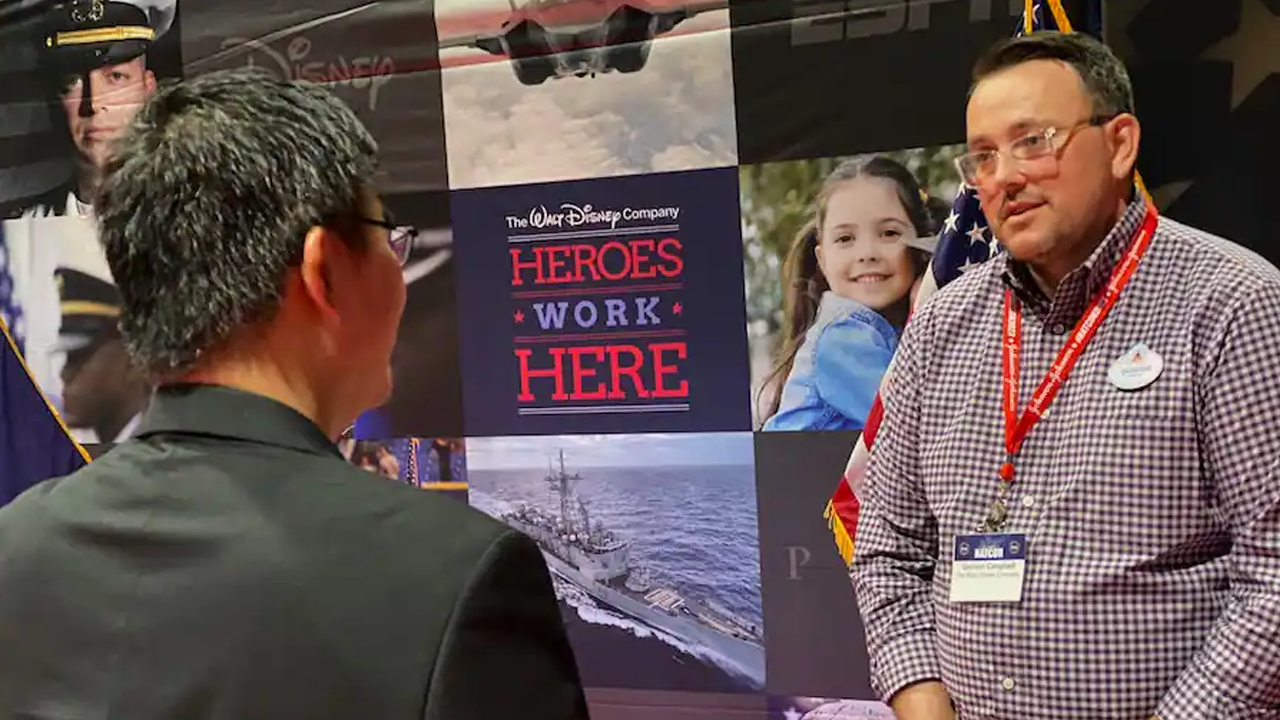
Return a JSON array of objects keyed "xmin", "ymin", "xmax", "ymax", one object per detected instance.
[
  {"xmin": 511, "ymin": 238, "xmax": 683, "ymax": 286},
  {"xmin": 515, "ymin": 343, "xmax": 688, "ymax": 402}
]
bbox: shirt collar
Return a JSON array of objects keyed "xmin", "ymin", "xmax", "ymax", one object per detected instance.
[
  {"xmin": 135, "ymin": 383, "xmax": 344, "ymax": 459},
  {"xmin": 815, "ymin": 289, "xmax": 866, "ymax": 321},
  {"xmin": 113, "ymin": 411, "xmax": 141, "ymax": 443},
  {"xmin": 999, "ymin": 192, "xmax": 1151, "ymax": 324}
]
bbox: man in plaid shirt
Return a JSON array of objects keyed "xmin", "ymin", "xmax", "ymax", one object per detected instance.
[{"xmin": 851, "ymin": 31, "xmax": 1280, "ymax": 720}]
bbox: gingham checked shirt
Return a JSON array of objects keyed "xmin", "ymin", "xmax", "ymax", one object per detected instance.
[{"xmin": 852, "ymin": 198, "xmax": 1280, "ymax": 720}]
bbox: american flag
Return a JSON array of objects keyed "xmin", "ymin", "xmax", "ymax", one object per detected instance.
[
  {"xmin": 0, "ymin": 223, "xmax": 24, "ymax": 356},
  {"xmin": 0, "ymin": 215, "xmax": 88, "ymax": 504},
  {"xmin": 823, "ymin": 0, "xmax": 1087, "ymax": 566}
]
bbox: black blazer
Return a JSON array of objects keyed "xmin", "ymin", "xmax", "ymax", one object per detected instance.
[{"xmin": 0, "ymin": 384, "xmax": 592, "ymax": 720}]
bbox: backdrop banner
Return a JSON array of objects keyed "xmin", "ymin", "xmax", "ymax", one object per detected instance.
[{"xmin": 1, "ymin": 0, "xmax": 1275, "ymax": 717}]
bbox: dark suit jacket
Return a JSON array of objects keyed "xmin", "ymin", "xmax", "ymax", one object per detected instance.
[
  {"xmin": 0, "ymin": 384, "xmax": 592, "ymax": 720},
  {"xmin": 1, "ymin": 178, "xmax": 75, "ymax": 219}
]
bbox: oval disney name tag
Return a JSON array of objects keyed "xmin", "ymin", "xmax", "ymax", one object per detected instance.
[{"xmin": 1108, "ymin": 342, "xmax": 1164, "ymax": 391}]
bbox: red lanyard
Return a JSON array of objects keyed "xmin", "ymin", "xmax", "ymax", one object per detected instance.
[{"xmin": 998, "ymin": 203, "xmax": 1159, "ymax": 484}]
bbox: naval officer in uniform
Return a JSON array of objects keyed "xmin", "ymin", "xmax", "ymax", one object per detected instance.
[
  {"xmin": 52, "ymin": 264, "xmax": 150, "ymax": 444},
  {"xmin": 9, "ymin": 0, "xmax": 175, "ymax": 219}
]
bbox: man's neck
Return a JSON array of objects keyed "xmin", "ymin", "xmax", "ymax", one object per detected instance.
[
  {"xmin": 1024, "ymin": 190, "xmax": 1134, "ymax": 298},
  {"xmin": 75, "ymin": 162, "xmax": 101, "ymax": 206},
  {"xmin": 174, "ymin": 352, "xmax": 349, "ymax": 441},
  {"xmin": 1026, "ymin": 265, "xmax": 1059, "ymax": 299},
  {"xmin": 97, "ymin": 388, "xmax": 149, "ymax": 442}
]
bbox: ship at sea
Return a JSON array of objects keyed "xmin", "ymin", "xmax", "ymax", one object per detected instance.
[{"xmin": 500, "ymin": 449, "xmax": 766, "ymax": 686}]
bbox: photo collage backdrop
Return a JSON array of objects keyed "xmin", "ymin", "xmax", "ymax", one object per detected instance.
[{"xmin": 4, "ymin": 0, "xmax": 1276, "ymax": 717}]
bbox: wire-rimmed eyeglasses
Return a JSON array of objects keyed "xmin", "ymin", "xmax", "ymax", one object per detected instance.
[{"xmin": 954, "ymin": 114, "xmax": 1115, "ymax": 186}]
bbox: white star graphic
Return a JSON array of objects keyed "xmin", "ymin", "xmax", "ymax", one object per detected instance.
[
  {"xmin": 987, "ymin": 232, "xmax": 1001, "ymax": 258},
  {"xmin": 1201, "ymin": 0, "xmax": 1280, "ymax": 109},
  {"xmin": 966, "ymin": 223, "xmax": 987, "ymax": 245},
  {"xmin": 944, "ymin": 210, "xmax": 960, "ymax": 233},
  {"xmin": 958, "ymin": 257, "xmax": 979, "ymax": 274},
  {"xmin": 782, "ymin": 707, "xmax": 803, "ymax": 720}
]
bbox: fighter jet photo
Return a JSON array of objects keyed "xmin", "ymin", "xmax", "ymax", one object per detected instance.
[{"xmin": 436, "ymin": 0, "xmax": 728, "ymax": 85}]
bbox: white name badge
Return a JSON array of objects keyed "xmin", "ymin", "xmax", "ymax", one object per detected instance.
[
  {"xmin": 1108, "ymin": 342, "xmax": 1163, "ymax": 391},
  {"xmin": 949, "ymin": 533, "xmax": 1027, "ymax": 603}
]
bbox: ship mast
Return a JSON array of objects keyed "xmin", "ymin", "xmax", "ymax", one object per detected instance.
[
  {"xmin": 578, "ymin": 497, "xmax": 591, "ymax": 540},
  {"xmin": 549, "ymin": 449, "xmax": 582, "ymax": 533}
]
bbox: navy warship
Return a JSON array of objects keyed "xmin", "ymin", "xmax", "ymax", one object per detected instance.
[{"xmin": 500, "ymin": 449, "xmax": 765, "ymax": 685}]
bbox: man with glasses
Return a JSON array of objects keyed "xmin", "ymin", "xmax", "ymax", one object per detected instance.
[
  {"xmin": 359, "ymin": 211, "xmax": 417, "ymax": 266},
  {"xmin": 0, "ymin": 68, "xmax": 591, "ymax": 720},
  {"xmin": 852, "ymin": 31, "xmax": 1280, "ymax": 720}
]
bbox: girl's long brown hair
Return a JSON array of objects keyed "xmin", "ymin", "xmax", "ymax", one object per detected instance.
[{"xmin": 756, "ymin": 156, "xmax": 935, "ymax": 425}]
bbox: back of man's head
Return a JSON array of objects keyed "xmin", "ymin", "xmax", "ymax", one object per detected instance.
[{"xmin": 95, "ymin": 67, "xmax": 380, "ymax": 376}]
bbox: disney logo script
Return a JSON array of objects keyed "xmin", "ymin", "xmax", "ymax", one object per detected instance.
[
  {"xmin": 527, "ymin": 204, "xmax": 623, "ymax": 231},
  {"xmin": 218, "ymin": 35, "xmax": 395, "ymax": 111}
]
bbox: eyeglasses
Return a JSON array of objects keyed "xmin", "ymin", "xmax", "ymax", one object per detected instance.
[
  {"xmin": 357, "ymin": 215, "xmax": 417, "ymax": 267},
  {"xmin": 954, "ymin": 114, "xmax": 1115, "ymax": 186}
]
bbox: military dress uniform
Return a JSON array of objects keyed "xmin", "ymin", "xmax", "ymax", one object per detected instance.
[
  {"xmin": 52, "ymin": 264, "xmax": 143, "ymax": 442},
  {"xmin": 52, "ymin": 265, "xmax": 141, "ymax": 440},
  {"xmin": 6, "ymin": 0, "xmax": 176, "ymax": 219}
]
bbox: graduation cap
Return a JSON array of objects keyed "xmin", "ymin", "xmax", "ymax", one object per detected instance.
[
  {"xmin": 41, "ymin": 0, "xmax": 176, "ymax": 78},
  {"xmin": 52, "ymin": 266, "xmax": 122, "ymax": 353}
]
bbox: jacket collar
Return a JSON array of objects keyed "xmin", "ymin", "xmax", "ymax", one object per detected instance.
[{"xmin": 135, "ymin": 383, "xmax": 344, "ymax": 459}]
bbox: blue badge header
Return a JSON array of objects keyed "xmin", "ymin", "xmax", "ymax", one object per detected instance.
[{"xmin": 954, "ymin": 533, "xmax": 1027, "ymax": 562}]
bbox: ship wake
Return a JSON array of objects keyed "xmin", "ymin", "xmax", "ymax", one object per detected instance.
[
  {"xmin": 550, "ymin": 572, "xmax": 762, "ymax": 688},
  {"xmin": 470, "ymin": 487, "xmax": 763, "ymax": 689}
]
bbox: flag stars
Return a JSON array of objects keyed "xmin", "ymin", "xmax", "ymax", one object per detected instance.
[
  {"xmin": 966, "ymin": 223, "xmax": 988, "ymax": 246},
  {"xmin": 513, "ymin": 309, "xmax": 524, "ymax": 324},
  {"xmin": 1201, "ymin": 0, "xmax": 1280, "ymax": 109},
  {"xmin": 1017, "ymin": 1, "xmax": 1045, "ymax": 36},
  {"xmin": 944, "ymin": 210, "xmax": 960, "ymax": 234}
]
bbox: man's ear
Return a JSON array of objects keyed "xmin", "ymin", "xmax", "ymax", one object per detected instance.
[
  {"xmin": 1108, "ymin": 113, "xmax": 1141, "ymax": 182},
  {"xmin": 298, "ymin": 225, "xmax": 342, "ymax": 323}
]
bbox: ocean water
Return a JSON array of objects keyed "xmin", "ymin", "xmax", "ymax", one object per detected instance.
[
  {"xmin": 469, "ymin": 456, "xmax": 765, "ymax": 688},
  {"xmin": 470, "ymin": 462, "xmax": 762, "ymax": 626}
]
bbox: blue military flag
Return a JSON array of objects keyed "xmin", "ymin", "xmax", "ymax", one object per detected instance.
[{"xmin": 0, "ymin": 223, "xmax": 89, "ymax": 506}]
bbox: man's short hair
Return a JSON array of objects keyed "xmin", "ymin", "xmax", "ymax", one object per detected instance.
[
  {"xmin": 95, "ymin": 67, "xmax": 379, "ymax": 376},
  {"xmin": 970, "ymin": 31, "xmax": 1135, "ymax": 118}
]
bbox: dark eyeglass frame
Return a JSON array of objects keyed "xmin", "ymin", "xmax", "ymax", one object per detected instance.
[{"xmin": 357, "ymin": 215, "xmax": 417, "ymax": 267}]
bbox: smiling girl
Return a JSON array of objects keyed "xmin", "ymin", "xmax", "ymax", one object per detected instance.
[{"xmin": 759, "ymin": 156, "xmax": 936, "ymax": 432}]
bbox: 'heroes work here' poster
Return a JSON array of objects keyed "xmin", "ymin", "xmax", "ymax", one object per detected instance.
[{"xmin": 452, "ymin": 167, "xmax": 752, "ymax": 436}]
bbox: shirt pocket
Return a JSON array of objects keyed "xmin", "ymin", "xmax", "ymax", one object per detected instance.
[{"xmin": 1090, "ymin": 346, "xmax": 1193, "ymax": 429}]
